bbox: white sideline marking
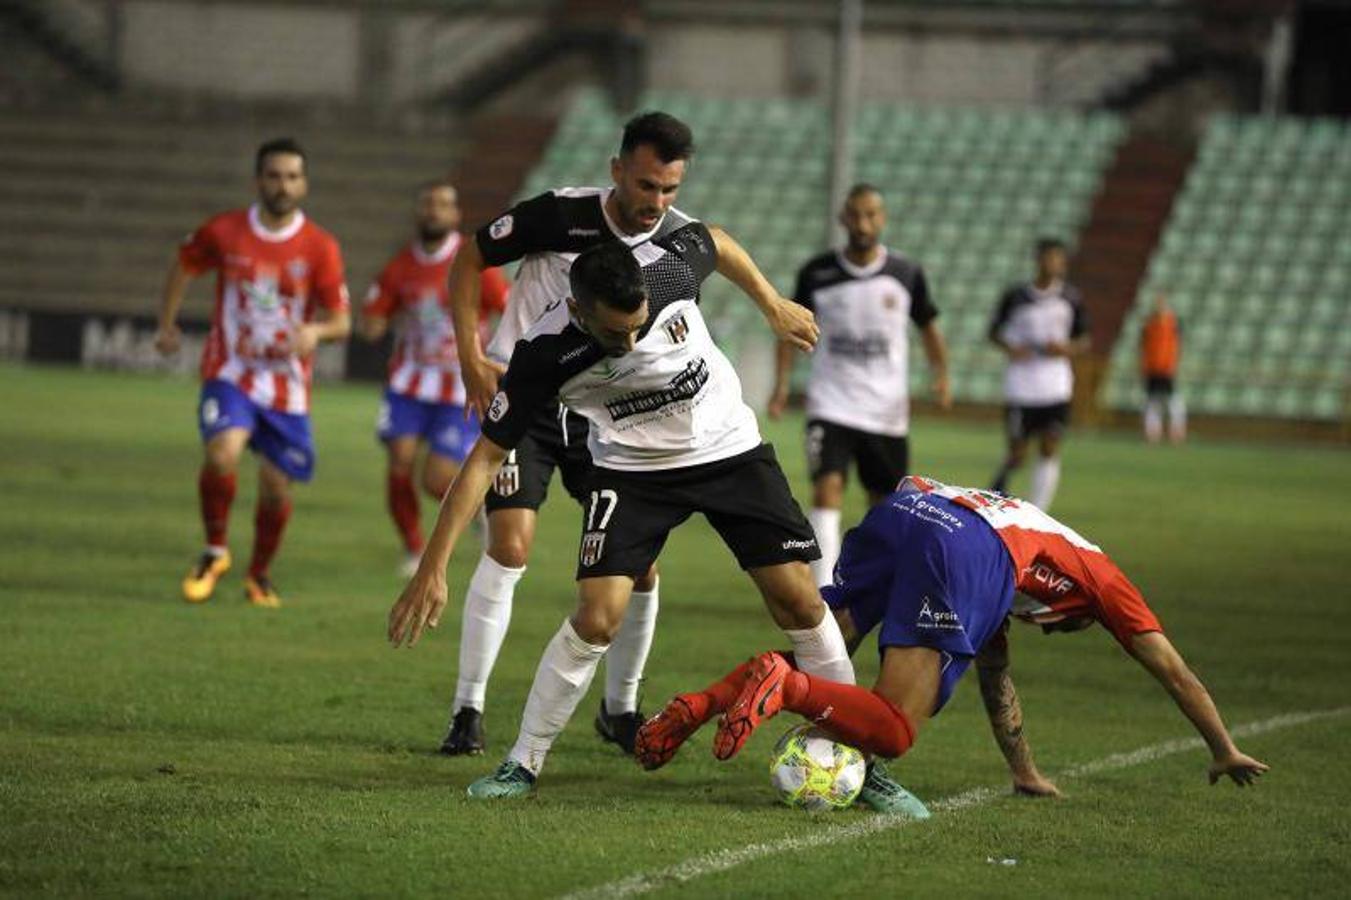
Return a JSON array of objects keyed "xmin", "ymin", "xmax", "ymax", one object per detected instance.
[{"xmin": 560, "ymin": 706, "xmax": 1351, "ymax": 900}]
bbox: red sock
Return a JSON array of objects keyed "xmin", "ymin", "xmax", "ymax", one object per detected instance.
[
  {"xmin": 249, "ymin": 499, "xmax": 292, "ymax": 580},
  {"xmin": 387, "ymin": 471, "xmax": 423, "ymax": 553},
  {"xmin": 782, "ymin": 672, "xmax": 916, "ymax": 759},
  {"xmin": 198, "ymin": 468, "xmax": 237, "ymax": 548}
]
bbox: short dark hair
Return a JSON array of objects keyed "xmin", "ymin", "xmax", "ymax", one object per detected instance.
[
  {"xmin": 846, "ymin": 183, "xmax": 883, "ymax": 202},
  {"xmin": 569, "ymin": 241, "xmax": 647, "ymax": 313},
  {"xmin": 1035, "ymin": 236, "xmax": 1066, "ymax": 256},
  {"xmin": 255, "ymin": 137, "xmax": 306, "ymax": 175},
  {"xmin": 620, "ymin": 112, "xmax": 695, "ymax": 163}
]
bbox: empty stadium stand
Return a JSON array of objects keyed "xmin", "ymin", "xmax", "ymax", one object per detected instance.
[
  {"xmin": 1105, "ymin": 114, "xmax": 1351, "ymax": 422},
  {"xmin": 522, "ymin": 89, "xmax": 1125, "ymax": 405}
]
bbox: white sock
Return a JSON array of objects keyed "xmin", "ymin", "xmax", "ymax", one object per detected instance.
[
  {"xmin": 807, "ymin": 507, "xmax": 842, "ymax": 588},
  {"xmin": 785, "ymin": 611, "xmax": 855, "ymax": 685},
  {"xmin": 206, "ymin": 544, "xmax": 228, "ymax": 557},
  {"xmin": 1028, "ymin": 457, "xmax": 1061, "ymax": 511},
  {"xmin": 452, "ymin": 554, "xmax": 525, "ymax": 713},
  {"xmin": 508, "ymin": 618, "xmax": 607, "ymax": 775},
  {"xmin": 604, "ymin": 578, "xmax": 659, "ymax": 715},
  {"xmin": 1143, "ymin": 398, "xmax": 1163, "ymax": 442},
  {"xmin": 1168, "ymin": 395, "xmax": 1187, "ymax": 441}
]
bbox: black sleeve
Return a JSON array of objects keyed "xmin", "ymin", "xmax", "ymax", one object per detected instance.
[
  {"xmin": 988, "ymin": 288, "xmax": 1018, "ymax": 343},
  {"xmin": 475, "ymin": 192, "xmax": 564, "ymax": 267},
  {"xmin": 907, "ymin": 267, "xmax": 938, "ymax": 328},
  {"xmin": 1069, "ymin": 295, "xmax": 1089, "ymax": 340},
  {"xmin": 479, "ymin": 342, "xmax": 561, "ymax": 450},
  {"xmin": 672, "ymin": 222, "xmax": 719, "ymax": 283},
  {"xmin": 791, "ymin": 263, "xmax": 814, "ymax": 312}
]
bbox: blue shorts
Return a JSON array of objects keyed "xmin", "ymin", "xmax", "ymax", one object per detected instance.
[
  {"xmin": 821, "ymin": 492, "xmax": 1016, "ymax": 713},
  {"xmin": 377, "ymin": 389, "xmax": 479, "ymax": 463},
  {"xmin": 198, "ymin": 379, "xmax": 315, "ymax": 482}
]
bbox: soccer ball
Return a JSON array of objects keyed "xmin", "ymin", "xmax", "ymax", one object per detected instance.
[{"xmin": 768, "ymin": 724, "xmax": 866, "ymax": 812}]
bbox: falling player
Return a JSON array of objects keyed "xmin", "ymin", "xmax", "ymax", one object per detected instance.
[
  {"xmin": 359, "ymin": 180, "xmax": 508, "ymax": 575},
  {"xmin": 769, "ymin": 183, "xmax": 950, "ymax": 587},
  {"xmin": 155, "ymin": 138, "xmax": 351, "ymax": 608},
  {"xmin": 637, "ymin": 476, "xmax": 1270, "ymax": 810},
  {"xmin": 389, "ymin": 240, "xmax": 877, "ymax": 804},
  {"xmin": 987, "ymin": 238, "xmax": 1088, "ymax": 511}
]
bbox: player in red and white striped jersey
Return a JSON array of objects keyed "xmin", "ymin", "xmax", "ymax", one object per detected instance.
[
  {"xmin": 639, "ymin": 476, "xmax": 1267, "ymax": 810},
  {"xmin": 360, "ymin": 181, "xmax": 508, "ymax": 573},
  {"xmin": 155, "ymin": 138, "xmax": 351, "ymax": 608}
]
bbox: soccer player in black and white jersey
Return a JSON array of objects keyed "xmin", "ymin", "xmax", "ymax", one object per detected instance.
[
  {"xmin": 432, "ymin": 115, "xmax": 704, "ymax": 759},
  {"xmin": 987, "ymin": 238, "xmax": 1089, "ymax": 511},
  {"xmin": 770, "ymin": 184, "xmax": 951, "ymax": 587},
  {"xmin": 388, "ymin": 240, "xmax": 873, "ymax": 803}
]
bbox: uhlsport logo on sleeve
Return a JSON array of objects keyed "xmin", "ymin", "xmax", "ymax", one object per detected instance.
[
  {"xmin": 489, "ymin": 214, "xmax": 514, "ymax": 241},
  {"xmin": 579, "ymin": 530, "xmax": 606, "ymax": 567},
  {"xmin": 487, "ymin": 391, "xmax": 509, "ymax": 422}
]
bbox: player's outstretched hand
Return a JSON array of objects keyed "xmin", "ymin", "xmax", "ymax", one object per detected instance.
[
  {"xmin": 388, "ymin": 570, "xmax": 448, "ymax": 648},
  {"xmin": 154, "ymin": 324, "xmax": 182, "ymax": 356},
  {"xmin": 1012, "ymin": 771, "xmax": 1061, "ymax": 798},
  {"xmin": 464, "ymin": 356, "xmax": 508, "ymax": 419},
  {"xmin": 1209, "ymin": 751, "xmax": 1269, "ymax": 787},
  {"xmin": 766, "ymin": 297, "xmax": 819, "ymax": 352}
]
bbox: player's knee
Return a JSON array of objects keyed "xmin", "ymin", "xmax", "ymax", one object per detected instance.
[
  {"xmin": 204, "ymin": 445, "xmax": 240, "ymax": 474},
  {"xmin": 487, "ymin": 534, "xmax": 531, "ymax": 569},
  {"xmin": 570, "ymin": 607, "xmax": 620, "ymax": 645},
  {"xmin": 421, "ymin": 471, "xmax": 451, "ymax": 500}
]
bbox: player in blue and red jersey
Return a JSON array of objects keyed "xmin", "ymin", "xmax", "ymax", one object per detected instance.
[
  {"xmin": 637, "ymin": 476, "xmax": 1268, "ymax": 812},
  {"xmin": 155, "ymin": 138, "xmax": 351, "ymax": 608},
  {"xmin": 360, "ymin": 181, "xmax": 508, "ymax": 573}
]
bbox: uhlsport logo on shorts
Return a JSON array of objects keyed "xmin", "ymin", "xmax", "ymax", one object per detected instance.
[
  {"xmin": 489, "ymin": 214, "xmax": 514, "ymax": 240},
  {"xmin": 580, "ymin": 530, "xmax": 606, "ymax": 566}
]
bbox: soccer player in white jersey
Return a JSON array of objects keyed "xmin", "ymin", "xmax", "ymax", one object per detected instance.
[
  {"xmin": 987, "ymin": 238, "xmax": 1089, "ymax": 511},
  {"xmin": 638, "ymin": 476, "xmax": 1268, "ymax": 810},
  {"xmin": 770, "ymin": 184, "xmax": 951, "ymax": 587},
  {"xmin": 359, "ymin": 182, "xmax": 508, "ymax": 575},
  {"xmin": 388, "ymin": 240, "xmax": 869, "ymax": 804},
  {"xmin": 432, "ymin": 114, "xmax": 775, "ymax": 759}
]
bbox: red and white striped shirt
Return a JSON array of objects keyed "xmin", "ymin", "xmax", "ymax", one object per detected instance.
[
  {"xmin": 362, "ymin": 233, "xmax": 508, "ymax": 405},
  {"xmin": 180, "ymin": 205, "xmax": 349, "ymax": 414}
]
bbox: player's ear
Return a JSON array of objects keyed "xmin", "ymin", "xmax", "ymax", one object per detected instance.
[{"xmin": 610, "ymin": 155, "xmax": 623, "ymax": 182}]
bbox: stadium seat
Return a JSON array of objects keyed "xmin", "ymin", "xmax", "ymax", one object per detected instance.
[{"xmin": 1116, "ymin": 114, "xmax": 1351, "ymax": 422}]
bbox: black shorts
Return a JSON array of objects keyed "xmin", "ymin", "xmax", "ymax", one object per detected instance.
[
  {"xmin": 1005, "ymin": 402, "xmax": 1070, "ymax": 442},
  {"xmin": 1144, "ymin": 375, "xmax": 1175, "ymax": 398},
  {"xmin": 805, "ymin": 419, "xmax": 909, "ymax": 496},
  {"xmin": 485, "ymin": 404, "xmax": 593, "ymax": 513},
  {"xmin": 574, "ymin": 444, "xmax": 820, "ymax": 580}
]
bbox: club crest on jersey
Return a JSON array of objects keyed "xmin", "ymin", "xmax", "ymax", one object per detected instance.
[
  {"xmin": 287, "ymin": 258, "xmax": 309, "ymax": 281},
  {"xmin": 487, "ymin": 391, "xmax": 509, "ymax": 422},
  {"xmin": 579, "ymin": 530, "xmax": 606, "ymax": 567},
  {"xmin": 494, "ymin": 452, "xmax": 520, "ymax": 496},
  {"xmin": 884, "ymin": 294, "xmax": 898, "ymax": 310},
  {"xmin": 489, "ymin": 214, "xmax": 514, "ymax": 240},
  {"xmin": 664, "ymin": 313, "xmax": 689, "ymax": 344}
]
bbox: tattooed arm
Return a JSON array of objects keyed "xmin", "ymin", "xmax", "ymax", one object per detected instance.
[{"xmin": 975, "ymin": 625, "xmax": 1061, "ymax": 797}]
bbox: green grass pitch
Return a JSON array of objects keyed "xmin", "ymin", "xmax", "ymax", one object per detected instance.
[{"xmin": 2, "ymin": 363, "xmax": 1348, "ymax": 897}]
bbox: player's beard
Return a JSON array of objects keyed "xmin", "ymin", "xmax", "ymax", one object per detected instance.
[
  {"xmin": 418, "ymin": 223, "xmax": 452, "ymax": 243},
  {"xmin": 261, "ymin": 192, "xmax": 298, "ymax": 218},
  {"xmin": 846, "ymin": 234, "xmax": 878, "ymax": 256}
]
